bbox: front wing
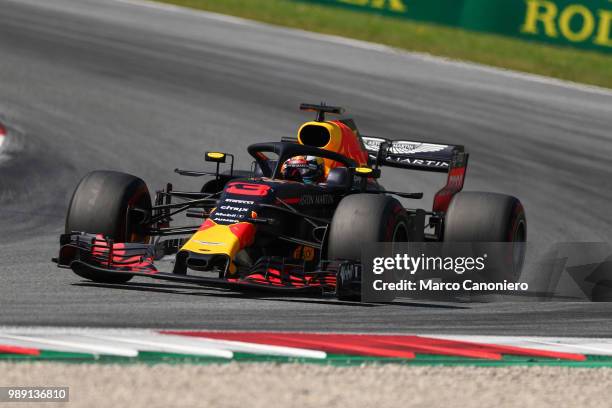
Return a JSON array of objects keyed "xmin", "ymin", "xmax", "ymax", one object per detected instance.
[{"xmin": 55, "ymin": 233, "xmax": 351, "ymax": 295}]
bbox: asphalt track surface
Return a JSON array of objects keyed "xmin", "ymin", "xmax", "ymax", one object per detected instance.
[{"xmin": 1, "ymin": 0, "xmax": 611, "ymax": 334}]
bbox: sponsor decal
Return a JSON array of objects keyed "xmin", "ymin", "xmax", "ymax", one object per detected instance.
[
  {"xmin": 389, "ymin": 141, "xmax": 447, "ymax": 155},
  {"xmin": 446, "ymin": 172, "xmax": 464, "ymax": 189},
  {"xmin": 226, "ymin": 183, "xmax": 271, "ymax": 197},
  {"xmin": 362, "ymin": 137, "xmax": 386, "ymax": 153},
  {"xmin": 362, "ymin": 137, "xmax": 451, "ymax": 168},
  {"xmin": 299, "ymin": 194, "xmax": 335, "ymax": 206},
  {"xmin": 387, "ymin": 155, "xmax": 449, "ymax": 168},
  {"xmin": 225, "ymin": 198, "xmax": 255, "ymax": 205},
  {"xmin": 293, "ymin": 245, "xmax": 316, "ymax": 261},
  {"xmin": 194, "ymin": 240, "xmax": 223, "ymax": 246},
  {"xmin": 363, "ymin": 137, "xmax": 449, "ymax": 155},
  {"xmin": 213, "ymin": 198, "xmax": 257, "ymax": 224},
  {"xmin": 338, "ymin": 263, "xmax": 361, "ymax": 282},
  {"xmin": 212, "ymin": 217, "xmax": 240, "ymax": 224},
  {"xmin": 220, "ymin": 205, "xmax": 249, "ymax": 212},
  {"xmin": 301, "ymin": 0, "xmax": 612, "ymax": 53},
  {"xmin": 521, "ymin": 0, "xmax": 612, "ymax": 47},
  {"xmin": 212, "ymin": 212, "xmax": 241, "ymax": 218}
]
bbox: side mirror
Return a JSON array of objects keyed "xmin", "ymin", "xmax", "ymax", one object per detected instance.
[
  {"xmin": 204, "ymin": 151, "xmax": 234, "ymax": 180},
  {"xmin": 353, "ymin": 167, "xmax": 381, "ymax": 179},
  {"xmin": 205, "ymin": 152, "xmax": 227, "ymax": 163}
]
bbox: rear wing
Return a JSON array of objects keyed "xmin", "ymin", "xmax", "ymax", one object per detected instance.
[
  {"xmin": 361, "ymin": 136, "xmax": 469, "ymax": 213},
  {"xmin": 361, "ymin": 136, "xmax": 465, "ymax": 174}
]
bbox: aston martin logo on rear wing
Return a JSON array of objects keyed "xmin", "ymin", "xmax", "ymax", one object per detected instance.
[{"xmin": 361, "ymin": 136, "xmax": 466, "ymax": 173}]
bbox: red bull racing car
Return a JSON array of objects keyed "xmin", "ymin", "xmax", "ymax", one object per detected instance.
[{"xmin": 54, "ymin": 103, "xmax": 526, "ymax": 300}]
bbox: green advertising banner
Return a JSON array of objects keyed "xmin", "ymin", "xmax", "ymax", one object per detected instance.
[{"xmin": 297, "ymin": 0, "xmax": 612, "ymax": 53}]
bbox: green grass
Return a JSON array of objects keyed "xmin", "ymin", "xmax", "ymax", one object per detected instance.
[{"xmin": 156, "ymin": 0, "xmax": 612, "ymax": 89}]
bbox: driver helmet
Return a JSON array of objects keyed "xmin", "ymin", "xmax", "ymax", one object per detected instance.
[{"xmin": 281, "ymin": 155, "xmax": 325, "ymax": 184}]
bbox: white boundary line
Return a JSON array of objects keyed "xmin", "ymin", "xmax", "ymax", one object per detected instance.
[
  {"xmin": 0, "ymin": 334, "xmax": 139, "ymax": 357},
  {"xmin": 428, "ymin": 335, "xmax": 612, "ymax": 356},
  {"xmin": 84, "ymin": 334, "xmax": 234, "ymax": 358},
  {"xmin": 111, "ymin": 0, "xmax": 612, "ymax": 97},
  {"xmin": 184, "ymin": 337, "xmax": 327, "ymax": 359}
]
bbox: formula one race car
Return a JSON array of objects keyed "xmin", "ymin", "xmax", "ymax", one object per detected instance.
[{"xmin": 54, "ymin": 103, "xmax": 526, "ymax": 300}]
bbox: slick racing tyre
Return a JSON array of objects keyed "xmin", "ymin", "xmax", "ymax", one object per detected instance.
[
  {"xmin": 444, "ymin": 192, "xmax": 527, "ymax": 283},
  {"xmin": 65, "ymin": 170, "xmax": 151, "ymax": 284},
  {"xmin": 328, "ymin": 194, "xmax": 409, "ymax": 301},
  {"xmin": 444, "ymin": 192, "xmax": 526, "ymax": 243}
]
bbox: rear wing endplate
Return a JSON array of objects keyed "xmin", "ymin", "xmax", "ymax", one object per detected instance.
[
  {"xmin": 362, "ymin": 136, "xmax": 469, "ymax": 213},
  {"xmin": 362, "ymin": 136, "xmax": 466, "ymax": 174}
]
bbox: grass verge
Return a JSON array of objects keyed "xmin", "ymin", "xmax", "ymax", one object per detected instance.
[{"xmin": 156, "ymin": 0, "xmax": 612, "ymax": 89}]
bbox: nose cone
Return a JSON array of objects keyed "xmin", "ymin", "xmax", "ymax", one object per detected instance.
[{"xmin": 180, "ymin": 219, "xmax": 255, "ymax": 274}]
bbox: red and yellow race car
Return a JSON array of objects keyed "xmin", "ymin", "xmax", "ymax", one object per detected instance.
[{"xmin": 54, "ymin": 103, "xmax": 526, "ymax": 300}]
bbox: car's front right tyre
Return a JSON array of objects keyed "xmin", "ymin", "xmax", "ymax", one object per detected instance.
[{"xmin": 65, "ymin": 170, "xmax": 151, "ymax": 284}]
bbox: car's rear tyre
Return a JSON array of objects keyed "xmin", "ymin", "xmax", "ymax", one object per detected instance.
[
  {"xmin": 444, "ymin": 192, "xmax": 527, "ymax": 282},
  {"xmin": 65, "ymin": 170, "xmax": 151, "ymax": 284},
  {"xmin": 444, "ymin": 192, "xmax": 526, "ymax": 242},
  {"xmin": 328, "ymin": 194, "xmax": 409, "ymax": 301}
]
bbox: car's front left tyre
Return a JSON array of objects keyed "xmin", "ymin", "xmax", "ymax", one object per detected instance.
[{"xmin": 327, "ymin": 194, "xmax": 409, "ymax": 301}]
